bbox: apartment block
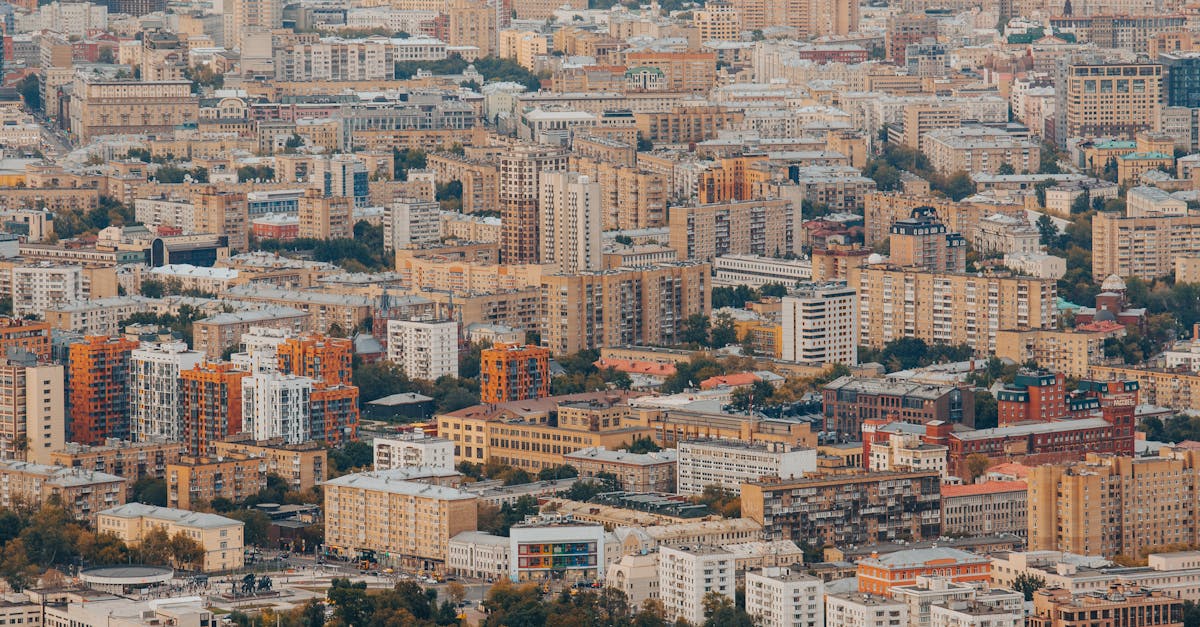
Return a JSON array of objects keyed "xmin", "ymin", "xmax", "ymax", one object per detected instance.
[
  {"xmin": 479, "ymin": 343, "xmax": 550, "ymax": 404},
  {"xmin": 0, "ymin": 460, "xmax": 125, "ymax": 521},
  {"xmin": 625, "ymin": 52, "xmax": 717, "ymax": 93},
  {"xmin": 97, "ymin": 503, "xmax": 244, "ymax": 572},
  {"xmin": 0, "ymin": 318, "xmax": 51, "ymax": 361},
  {"xmin": 1092, "ymin": 210, "xmax": 1200, "ymax": 281},
  {"xmin": 940, "ymin": 481, "xmax": 1028, "ymax": 538},
  {"xmin": 634, "ymin": 106, "xmax": 744, "ymax": 144},
  {"xmin": 180, "ymin": 363, "xmax": 248, "ymax": 456},
  {"xmin": 658, "ymin": 546, "xmax": 736, "ymax": 624},
  {"xmin": 994, "ymin": 324, "xmax": 1126, "ymax": 379},
  {"xmin": 192, "ymin": 190, "xmax": 249, "ymax": 251},
  {"xmin": 539, "ymin": 172, "xmax": 603, "ymax": 274},
  {"xmin": 923, "ymin": 127, "xmax": 1041, "ymax": 175},
  {"xmin": 211, "ymin": 437, "xmax": 326, "ymax": 492},
  {"xmin": 130, "ymin": 342, "xmax": 205, "ymax": 443},
  {"xmin": 827, "ymin": 592, "xmax": 908, "ymax": 627},
  {"xmin": 50, "ymin": 438, "xmax": 187, "ymax": 484},
  {"xmin": 372, "ymin": 433, "xmax": 455, "ymax": 472},
  {"xmin": 677, "ymin": 439, "xmax": 817, "ymax": 495},
  {"xmin": 741, "ymin": 469, "xmax": 943, "ymax": 545},
  {"xmin": 191, "ymin": 308, "xmax": 309, "ymax": 360},
  {"xmin": 746, "ymin": 567, "xmax": 825, "ymax": 627},
  {"xmin": 324, "ymin": 470, "xmax": 479, "ymax": 572},
  {"xmin": 386, "ymin": 319, "xmax": 459, "ymax": 380},
  {"xmin": 539, "ymin": 263, "xmax": 710, "ymax": 355},
  {"xmin": 1063, "ymin": 62, "xmax": 1162, "ymax": 141},
  {"xmin": 0, "ymin": 349, "xmax": 64, "ymax": 464},
  {"xmin": 385, "ymin": 198, "xmax": 440, "ymax": 251},
  {"xmin": 500, "ymin": 145, "xmax": 568, "ymax": 264},
  {"xmin": 46, "ymin": 297, "xmax": 157, "ymax": 338},
  {"xmin": 298, "ymin": 190, "xmax": 354, "ymax": 241},
  {"xmin": 563, "ymin": 446, "xmax": 679, "ymax": 493},
  {"xmin": 888, "ymin": 208, "xmax": 967, "ymax": 273},
  {"xmin": 781, "ymin": 282, "xmax": 859, "ymax": 365},
  {"xmin": 1028, "ymin": 449, "xmax": 1200, "ymax": 559},
  {"xmin": 11, "ymin": 263, "xmax": 86, "ymax": 317},
  {"xmin": 852, "ymin": 265, "xmax": 1057, "ymax": 355},
  {"xmin": 242, "ymin": 372, "xmax": 312, "ymax": 445},
  {"xmin": 166, "ymin": 454, "xmax": 268, "ymax": 510},
  {"xmin": 668, "ymin": 199, "xmax": 799, "ymax": 261}
]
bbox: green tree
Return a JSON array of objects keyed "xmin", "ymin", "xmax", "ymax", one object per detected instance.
[
  {"xmin": 1013, "ymin": 572, "xmax": 1046, "ymax": 601},
  {"xmin": 974, "ymin": 391, "xmax": 998, "ymax": 429},
  {"xmin": 1036, "ymin": 213, "xmax": 1058, "ymax": 247},
  {"xmin": 131, "ymin": 477, "xmax": 167, "ymax": 506},
  {"xmin": 709, "ymin": 312, "xmax": 738, "ymax": 347},
  {"xmin": 682, "ymin": 313, "xmax": 710, "ymax": 346}
]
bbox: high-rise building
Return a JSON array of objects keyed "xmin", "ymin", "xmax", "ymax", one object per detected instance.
[
  {"xmin": 658, "ymin": 545, "xmax": 736, "ymax": 624},
  {"xmin": 1028, "ymin": 448, "xmax": 1200, "ymax": 559},
  {"xmin": 888, "ymin": 208, "xmax": 967, "ymax": 273},
  {"xmin": 386, "ymin": 319, "xmax": 459, "ymax": 380},
  {"xmin": 130, "ymin": 342, "xmax": 205, "ymax": 442},
  {"xmin": 193, "ymin": 189, "xmax": 249, "ymax": 251},
  {"xmin": 67, "ymin": 335, "xmax": 138, "ymax": 445},
  {"xmin": 275, "ymin": 334, "xmax": 353, "ymax": 386},
  {"xmin": 180, "ymin": 362, "xmax": 248, "ymax": 456},
  {"xmin": 479, "ymin": 343, "xmax": 551, "ymax": 403},
  {"xmin": 540, "ymin": 263, "xmax": 711, "ymax": 355},
  {"xmin": 539, "ymin": 172, "xmax": 603, "ymax": 274},
  {"xmin": 447, "ymin": 0, "xmax": 497, "ymax": 56},
  {"xmin": 1161, "ymin": 52, "xmax": 1200, "ymax": 108},
  {"xmin": 242, "ymin": 372, "xmax": 313, "ymax": 445},
  {"xmin": 310, "ymin": 385, "xmax": 359, "ymax": 445},
  {"xmin": 500, "ymin": 145, "xmax": 568, "ymax": 264},
  {"xmin": 781, "ymin": 282, "xmax": 859, "ymax": 365},
  {"xmin": 1063, "ymin": 62, "xmax": 1162, "ymax": 140},
  {"xmin": 852, "ymin": 265, "xmax": 1057, "ymax": 354},
  {"xmin": 886, "ymin": 14, "xmax": 938, "ymax": 64},
  {"xmin": 227, "ymin": 0, "xmax": 280, "ymax": 49},
  {"xmin": 312, "ymin": 155, "xmax": 369, "ymax": 208},
  {"xmin": 729, "ymin": 0, "xmax": 858, "ymax": 37},
  {"xmin": 0, "ymin": 349, "xmax": 64, "ymax": 465},
  {"xmin": 298, "ymin": 189, "xmax": 354, "ymax": 240},
  {"xmin": 385, "ymin": 198, "xmax": 440, "ymax": 251}
]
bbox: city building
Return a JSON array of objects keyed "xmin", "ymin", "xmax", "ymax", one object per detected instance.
[
  {"xmin": 0, "ymin": 318, "xmax": 51, "ymax": 361},
  {"xmin": 922, "ymin": 127, "xmax": 1041, "ymax": 175},
  {"xmin": 539, "ymin": 172, "xmax": 603, "ymax": 274},
  {"xmin": 324, "ymin": 469, "xmax": 479, "ymax": 572},
  {"xmin": 781, "ymin": 282, "xmax": 859, "ymax": 365},
  {"xmin": 940, "ymin": 481, "xmax": 1028, "ymax": 538},
  {"xmin": 826, "ymin": 592, "xmax": 909, "ymax": 627},
  {"xmin": 741, "ymin": 470, "xmax": 942, "ymax": 546},
  {"xmin": 49, "ymin": 438, "xmax": 187, "ymax": 484},
  {"xmin": 479, "ymin": 343, "xmax": 551, "ymax": 404},
  {"xmin": 996, "ymin": 370, "xmax": 1069, "ymax": 426},
  {"xmin": 180, "ymin": 362, "xmax": 247, "ymax": 456},
  {"xmin": 385, "ymin": 198, "xmax": 440, "ymax": 251},
  {"xmin": 668, "ymin": 199, "xmax": 800, "ymax": 261},
  {"xmin": 1063, "ymin": 62, "xmax": 1162, "ymax": 141},
  {"xmin": 11, "ymin": 263, "xmax": 87, "ymax": 317},
  {"xmin": 746, "ymin": 567, "xmax": 825, "ymax": 627},
  {"xmin": 1028, "ymin": 586, "xmax": 1183, "ymax": 627},
  {"xmin": 373, "ymin": 432, "xmax": 456, "ymax": 471},
  {"xmin": 166, "ymin": 454, "xmax": 268, "ymax": 510},
  {"xmin": 500, "ymin": 145, "xmax": 568, "ymax": 264},
  {"xmin": 386, "ymin": 319, "xmax": 459, "ymax": 380},
  {"xmin": 1092, "ymin": 210, "xmax": 1200, "ymax": 281},
  {"xmin": 0, "ymin": 460, "xmax": 125, "ymax": 521},
  {"xmin": 712, "ymin": 255, "xmax": 813, "ymax": 288},
  {"xmin": 242, "ymin": 372, "xmax": 312, "ymax": 445},
  {"xmin": 0, "ymin": 349, "xmax": 63, "ymax": 465},
  {"xmin": 563, "ymin": 447, "xmax": 679, "ymax": 493},
  {"xmin": 823, "ymin": 375, "xmax": 973, "ymax": 435},
  {"xmin": 508, "ymin": 514, "xmax": 606, "ymax": 583},
  {"xmin": 658, "ymin": 545, "xmax": 736, "ymax": 624},
  {"xmin": 677, "ymin": 439, "xmax": 817, "ymax": 495},
  {"xmin": 67, "ymin": 78, "xmax": 198, "ymax": 141},
  {"xmin": 857, "ymin": 547, "xmax": 992, "ymax": 596},
  {"xmin": 97, "ymin": 503, "xmax": 244, "ymax": 572},
  {"xmin": 298, "ymin": 190, "xmax": 354, "ymax": 240},
  {"xmin": 888, "ymin": 208, "xmax": 967, "ymax": 273},
  {"xmin": 211, "ymin": 437, "xmax": 327, "ymax": 492},
  {"xmin": 130, "ymin": 342, "xmax": 205, "ymax": 443}
]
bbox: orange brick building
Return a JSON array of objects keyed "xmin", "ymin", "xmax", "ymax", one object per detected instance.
[
  {"xmin": 0, "ymin": 318, "xmax": 51, "ymax": 361},
  {"xmin": 857, "ymin": 547, "xmax": 992, "ymax": 596},
  {"xmin": 479, "ymin": 343, "xmax": 551, "ymax": 403},
  {"xmin": 67, "ymin": 336, "xmax": 139, "ymax": 444},
  {"xmin": 181, "ymin": 362, "xmax": 249, "ymax": 456},
  {"xmin": 276, "ymin": 334, "xmax": 359, "ymax": 445},
  {"xmin": 997, "ymin": 370, "xmax": 1069, "ymax": 426}
]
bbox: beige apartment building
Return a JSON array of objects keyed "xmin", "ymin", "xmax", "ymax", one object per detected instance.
[
  {"xmin": 922, "ymin": 127, "xmax": 1041, "ymax": 175},
  {"xmin": 395, "ymin": 248, "xmax": 543, "ymax": 295},
  {"xmin": 97, "ymin": 503, "xmax": 244, "ymax": 572},
  {"xmin": 212, "ymin": 437, "xmax": 327, "ymax": 492},
  {"xmin": 995, "ymin": 325, "xmax": 1126, "ymax": 379},
  {"xmin": 851, "ymin": 264, "xmax": 1057, "ymax": 354},
  {"xmin": 1093, "ymin": 211, "xmax": 1200, "ymax": 280},
  {"xmin": 324, "ymin": 470, "xmax": 478, "ymax": 572},
  {"xmin": 166, "ymin": 454, "xmax": 267, "ymax": 510},
  {"xmin": 731, "ymin": 0, "xmax": 858, "ymax": 37},
  {"xmin": 634, "ymin": 106, "xmax": 744, "ymax": 144},
  {"xmin": 0, "ymin": 350, "xmax": 64, "ymax": 464},
  {"xmin": 540, "ymin": 263, "xmax": 711, "ymax": 355},
  {"xmin": 298, "ymin": 190, "xmax": 353, "ymax": 240},
  {"xmin": 50, "ymin": 438, "xmax": 188, "ymax": 484},
  {"xmin": 426, "ymin": 153, "xmax": 499, "ymax": 215},
  {"xmin": 0, "ymin": 461, "xmax": 125, "ymax": 521},
  {"xmin": 564, "ymin": 447, "xmax": 679, "ymax": 493},
  {"xmin": 193, "ymin": 190, "xmax": 250, "ymax": 252},
  {"xmin": 1028, "ymin": 449, "xmax": 1200, "ymax": 559},
  {"xmin": 1064, "ymin": 62, "xmax": 1162, "ymax": 140},
  {"xmin": 68, "ymin": 79, "xmax": 199, "ymax": 141},
  {"xmin": 668, "ymin": 199, "xmax": 798, "ymax": 261}
]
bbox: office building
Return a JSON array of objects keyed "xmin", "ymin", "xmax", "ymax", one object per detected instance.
[
  {"xmin": 324, "ymin": 470, "xmax": 479, "ymax": 572},
  {"xmin": 741, "ymin": 470, "xmax": 942, "ymax": 545},
  {"xmin": 97, "ymin": 503, "xmax": 244, "ymax": 572},
  {"xmin": 130, "ymin": 342, "xmax": 204, "ymax": 443},
  {"xmin": 0, "ymin": 461, "xmax": 125, "ymax": 521},
  {"xmin": 386, "ymin": 319, "xmax": 459, "ymax": 380},
  {"xmin": 66, "ymin": 336, "xmax": 138, "ymax": 444},
  {"xmin": 1162, "ymin": 52, "xmax": 1200, "ymax": 108},
  {"xmin": 539, "ymin": 172, "xmax": 603, "ymax": 274},
  {"xmin": 852, "ymin": 265, "xmax": 1057, "ymax": 354},
  {"xmin": 1028, "ymin": 449, "xmax": 1200, "ymax": 559},
  {"xmin": 659, "ymin": 545, "xmax": 736, "ymax": 624},
  {"xmin": 373, "ymin": 432, "xmax": 455, "ymax": 471},
  {"xmin": 823, "ymin": 375, "xmax": 973, "ymax": 435},
  {"xmin": 385, "ymin": 198, "xmax": 440, "ymax": 251},
  {"xmin": 746, "ymin": 567, "xmax": 825, "ymax": 627},
  {"xmin": 0, "ymin": 350, "xmax": 64, "ymax": 465},
  {"xmin": 180, "ymin": 363, "xmax": 248, "ymax": 456},
  {"xmin": 677, "ymin": 439, "xmax": 817, "ymax": 495},
  {"xmin": 781, "ymin": 282, "xmax": 859, "ymax": 365},
  {"xmin": 888, "ymin": 208, "xmax": 967, "ymax": 273},
  {"xmin": 479, "ymin": 343, "xmax": 551, "ymax": 404},
  {"xmin": 242, "ymin": 372, "xmax": 312, "ymax": 445},
  {"xmin": 500, "ymin": 145, "xmax": 568, "ymax": 264}
]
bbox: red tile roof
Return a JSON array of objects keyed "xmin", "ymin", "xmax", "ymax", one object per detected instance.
[{"xmin": 941, "ymin": 480, "xmax": 1027, "ymax": 498}]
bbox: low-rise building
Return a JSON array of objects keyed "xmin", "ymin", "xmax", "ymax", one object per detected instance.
[
  {"xmin": 373, "ymin": 432, "xmax": 455, "ymax": 471},
  {"xmin": 677, "ymin": 439, "xmax": 817, "ymax": 495},
  {"xmin": 448, "ymin": 531, "xmax": 510, "ymax": 580},
  {"xmin": 509, "ymin": 514, "xmax": 606, "ymax": 583},
  {"xmin": 1028, "ymin": 586, "xmax": 1183, "ymax": 627},
  {"xmin": 211, "ymin": 437, "xmax": 327, "ymax": 493},
  {"xmin": 166, "ymin": 454, "xmax": 267, "ymax": 510},
  {"xmin": 563, "ymin": 447, "xmax": 679, "ymax": 493},
  {"xmin": 0, "ymin": 461, "xmax": 125, "ymax": 521},
  {"xmin": 96, "ymin": 503, "xmax": 244, "ymax": 572},
  {"xmin": 857, "ymin": 547, "xmax": 992, "ymax": 596}
]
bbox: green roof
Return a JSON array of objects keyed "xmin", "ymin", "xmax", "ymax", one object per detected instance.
[
  {"xmin": 1119, "ymin": 152, "xmax": 1173, "ymax": 160},
  {"xmin": 1095, "ymin": 140, "xmax": 1136, "ymax": 149}
]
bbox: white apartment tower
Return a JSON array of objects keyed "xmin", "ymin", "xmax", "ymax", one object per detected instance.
[
  {"xmin": 781, "ymin": 282, "xmax": 859, "ymax": 365},
  {"xmin": 676, "ymin": 439, "xmax": 817, "ymax": 496},
  {"xmin": 658, "ymin": 546, "xmax": 736, "ymax": 625},
  {"xmin": 12, "ymin": 264, "xmax": 87, "ymax": 317},
  {"xmin": 242, "ymin": 372, "xmax": 313, "ymax": 444},
  {"xmin": 385, "ymin": 198, "xmax": 441, "ymax": 251},
  {"xmin": 745, "ymin": 567, "xmax": 825, "ymax": 627},
  {"xmin": 386, "ymin": 319, "xmax": 459, "ymax": 380},
  {"xmin": 130, "ymin": 342, "xmax": 205, "ymax": 442},
  {"xmin": 539, "ymin": 171, "xmax": 603, "ymax": 274}
]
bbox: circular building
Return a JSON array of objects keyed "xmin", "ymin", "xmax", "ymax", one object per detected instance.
[{"xmin": 81, "ymin": 565, "xmax": 174, "ymax": 595}]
